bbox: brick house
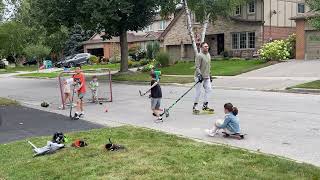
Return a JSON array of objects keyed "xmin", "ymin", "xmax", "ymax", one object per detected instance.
[
  {"xmin": 83, "ymin": 15, "xmax": 172, "ymax": 59},
  {"xmin": 290, "ymin": 12, "xmax": 320, "ymax": 60},
  {"xmin": 160, "ymin": 0, "xmax": 308, "ymax": 60}
]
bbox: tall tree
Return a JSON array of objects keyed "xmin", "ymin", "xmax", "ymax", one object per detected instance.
[
  {"xmin": 64, "ymin": 24, "xmax": 93, "ymax": 56},
  {"xmin": 23, "ymin": 44, "xmax": 51, "ymax": 70},
  {"xmin": 0, "ymin": 21, "xmax": 32, "ymax": 63},
  {"xmin": 307, "ymin": 0, "xmax": 320, "ymax": 29},
  {"xmin": 31, "ymin": 0, "xmax": 166, "ymax": 72}
]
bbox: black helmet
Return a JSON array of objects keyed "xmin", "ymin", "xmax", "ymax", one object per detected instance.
[
  {"xmin": 41, "ymin": 101, "xmax": 49, "ymax": 108},
  {"xmin": 52, "ymin": 132, "xmax": 65, "ymax": 144}
]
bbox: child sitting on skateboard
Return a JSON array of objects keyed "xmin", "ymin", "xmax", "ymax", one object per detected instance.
[{"xmin": 205, "ymin": 103, "xmax": 241, "ymax": 137}]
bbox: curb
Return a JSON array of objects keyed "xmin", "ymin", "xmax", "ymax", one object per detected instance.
[{"xmin": 285, "ymin": 88, "xmax": 320, "ymax": 94}]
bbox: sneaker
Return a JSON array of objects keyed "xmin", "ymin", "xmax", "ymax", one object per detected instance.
[
  {"xmin": 73, "ymin": 113, "xmax": 80, "ymax": 120},
  {"xmin": 202, "ymin": 102, "xmax": 214, "ymax": 112},
  {"xmin": 79, "ymin": 112, "xmax": 85, "ymax": 118},
  {"xmin": 155, "ymin": 116, "xmax": 163, "ymax": 123},
  {"xmin": 205, "ymin": 129, "xmax": 216, "ymax": 137}
]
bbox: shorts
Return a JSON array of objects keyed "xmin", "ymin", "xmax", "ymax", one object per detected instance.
[
  {"xmin": 151, "ymin": 98, "xmax": 161, "ymax": 110},
  {"xmin": 78, "ymin": 92, "xmax": 85, "ymax": 100}
]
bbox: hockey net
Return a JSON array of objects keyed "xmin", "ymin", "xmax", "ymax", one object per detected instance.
[{"xmin": 58, "ymin": 68, "xmax": 113, "ymax": 110}]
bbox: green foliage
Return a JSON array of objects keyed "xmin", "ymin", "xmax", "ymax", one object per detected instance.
[
  {"xmin": 146, "ymin": 41, "xmax": 160, "ymax": 60},
  {"xmin": 139, "ymin": 59, "xmax": 149, "ymax": 66},
  {"xmin": 89, "ymin": 55, "xmax": 99, "ymax": 64},
  {"xmin": 0, "ymin": 21, "xmax": 32, "ymax": 62},
  {"xmin": 307, "ymin": 0, "xmax": 320, "ymax": 29},
  {"xmin": 285, "ymin": 33, "xmax": 296, "ymax": 59},
  {"xmin": 109, "ymin": 56, "xmax": 121, "ymax": 64},
  {"xmin": 23, "ymin": 44, "xmax": 51, "ymax": 62},
  {"xmin": 258, "ymin": 40, "xmax": 290, "ymax": 61},
  {"xmin": 155, "ymin": 51, "xmax": 170, "ymax": 67}
]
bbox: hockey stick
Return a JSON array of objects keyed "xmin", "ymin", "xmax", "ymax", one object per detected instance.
[
  {"xmin": 27, "ymin": 141, "xmax": 38, "ymax": 149},
  {"xmin": 139, "ymin": 89, "xmax": 151, "ymax": 96},
  {"xmin": 69, "ymin": 84, "xmax": 76, "ymax": 120},
  {"xmin": 161, "ymin": 80, "xmax": 201, "ymax": 118}
]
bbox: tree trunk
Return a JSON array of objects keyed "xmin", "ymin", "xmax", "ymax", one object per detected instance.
[
  {"xmin": 119, "ymin": 30, "xmax": 128, "ymax": 72},
  {"xmin": 183, "ymin": 0, "xmax": 199, "ymax": 56},
  {"xmin": 200, "ymin": 14, "xmax": 210, "ymax": 43}
]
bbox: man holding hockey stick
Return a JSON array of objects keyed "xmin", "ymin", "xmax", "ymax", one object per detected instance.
[{"xmin": 193, "ymin": 42, "xmax": 214, "ymax": 115}]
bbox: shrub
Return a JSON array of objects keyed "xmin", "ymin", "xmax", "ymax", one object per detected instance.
[
  {"xmin": 285, "ymin": 33, "xmax": 296, "ymax": 59},
  {"xmin": 139, "ymin": 59, "xmax": 149, "ymax": 66},
  {"xmin": 146, "ymin": 42, "xmax": 160, "ymax": 60},
  {"xmin": 89, "ymin": 55, "xmax": 99, "ymax": 64},
  {"xmin": 109, "ymin": 56, "xmax": 120, "ymax": 64},
  {"xmin": 137, "ymin": 49, "xmax": 146, "ymax": 60},
  {"xmin": 258, "ymin": 40, "xmax": 290, "ymax": 61},
  {"xmin": 128, "ymin": 60, "xmax": 134, "ymax": 68},
  {"xmin": 155, "ymin": 51, "xmax": 170, "ymax": 67},
  {"xmin": 221, "ymin": 51, "xmax": 229, "ymax": 58}
]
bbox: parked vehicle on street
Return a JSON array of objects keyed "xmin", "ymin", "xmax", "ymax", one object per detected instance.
[
  {"xmin": 23, "ymin": 58, "xmax": 37, "ymax": 66},
  {"xmin": 55, "ymin": 53, "xmax": 92, "ymax": 68}
]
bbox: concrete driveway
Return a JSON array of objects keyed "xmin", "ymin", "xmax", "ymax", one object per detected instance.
[{"xmin": 214, "ymin": 60, "xmax": 320, "ymax": 90}]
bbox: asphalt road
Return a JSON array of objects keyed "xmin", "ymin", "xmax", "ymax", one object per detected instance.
[{"xmin": 0, "ymin": 77, "xmax": 319, "ymax": 166}]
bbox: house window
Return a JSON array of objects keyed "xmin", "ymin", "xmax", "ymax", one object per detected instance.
[
  {"xmin": 235, "ymin": 5, "xmax": 241, "ymax": 16},
  {"xmin": 240, "ymin": 33, "xmax": 247, "ymax": 49},
  {"xmin": 159, "ymin": 20, "xmax": 166, "ymax": 30},
  {"xmin": 231, "ymin": 32, "xmax": 256, "ymax": 49},
  {"xmin": 248, "ymin": 32, "xmax": 255, "ymax": 48},
  {"xmin": 144, "ymin": 25, "xmax": 152, "ymax": 32},
  {"xmin": 248, "ymin": 1, "xmax": 255, "ymax": 14},
  {"xmin": 298, "ymin": 3, "xmax": 305, "ymax": 14},
  {"xmin": 232, "ymin": 34, "xmax": 239, "ymax": 49}
]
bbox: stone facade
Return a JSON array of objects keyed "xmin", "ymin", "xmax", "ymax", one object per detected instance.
[
  {"xmin": 206, "ymin": 18, "xmax": 263, "ymax": 57},
  {"xmin": 161, "ymin": 11, "xmax": 264, "ymax": 59}
]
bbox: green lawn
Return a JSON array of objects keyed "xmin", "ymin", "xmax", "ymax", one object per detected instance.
[
  {"xmin": 290, "ymin": 80, "xmax": 320, "ymax": 90},
  {"xmin": 161, "ymin": 60, "xmax": 273, "ymax": 76},
  {"xmin": 0, "ymin": 97, "xmax": 20, "ymax": 106},
  {"xmin": 0, "ymin": 126, "xmax": 319, "ymax": 179},
  {"xmin": 0, "ymin": 65, "xmax": 38, "ymax": 74},
  {"xmin": 17, "ymin": 72, "xmax": 62, "ymax": 78},
  {"xmin": 113, "ymin": 72, "xmax": 194, "ymax": 84},
  {"xmin": 77, "ymin": 63, "xmax": 120, "ymax": 71}
]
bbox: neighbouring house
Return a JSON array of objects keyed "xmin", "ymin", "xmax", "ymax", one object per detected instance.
[
  {"xmin": 83, "ymin": 15, "xmax": 172, "ymax": 59},
  {"xmin": 160, "ymin": 0, "xmax": 308, "ymax": 60},
  {"xmin": 290, "ymin": 12, "xmax": 320, "ymax": 60}
]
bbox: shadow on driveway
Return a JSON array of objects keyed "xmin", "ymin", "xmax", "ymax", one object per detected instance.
[{"xmin": 0, "ymin": 106, "xmax": 104, "ymax": 144}]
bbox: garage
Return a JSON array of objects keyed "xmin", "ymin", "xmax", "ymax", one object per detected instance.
[
  {"xmin": 305, "ymin": 31, "xmax": 320, "ymax": 60},
  {"xmin": 291, "ymin": 13, "xmax": 320, "ymax": 60}
]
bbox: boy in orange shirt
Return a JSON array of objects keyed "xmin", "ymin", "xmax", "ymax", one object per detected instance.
[{"xmin": 72, "ymin": 66, "xmax": 86, "ymax": 120}]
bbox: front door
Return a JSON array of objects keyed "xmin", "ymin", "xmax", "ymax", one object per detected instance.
[{"xmin": 217, "ymin": 34, "xmax": 224, "ymax": 55}]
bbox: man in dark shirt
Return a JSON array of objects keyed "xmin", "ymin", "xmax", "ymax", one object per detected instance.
[{"xmin": 150, "ymin": 72, "xmax": 163, "ymax": 122}]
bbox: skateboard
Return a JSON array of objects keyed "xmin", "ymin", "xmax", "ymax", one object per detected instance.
[
  {"xmin": 193, "ymin": 110, "xmax": 214, "ymax": 115},
  {"xmin": 222, "ymin": 132, "xmax": 246, "ymax": 140}
]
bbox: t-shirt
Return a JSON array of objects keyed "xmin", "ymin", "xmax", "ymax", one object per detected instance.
[
  {"xmin": 89, "ymin": 81, "xmax": 99, "ymax": 91},
  {"xmin": 194, "ymin": 52, "xmax": 211, "ymax": 78},
  {"xmin": 150, "ymin": 80, "xmax": 162, "ymax": 98},
  {"xmin": 63, "ymin": 78, "xmax": 73, "ymax": 93},
  {"xmin": 73, "ymin": 73, "xmax": 86, "ymax": 93}
]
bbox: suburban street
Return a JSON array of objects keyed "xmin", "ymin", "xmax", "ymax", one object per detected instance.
[{"xmin": 0, "ymin": 75, "xmax": 319, "ymax": 166}]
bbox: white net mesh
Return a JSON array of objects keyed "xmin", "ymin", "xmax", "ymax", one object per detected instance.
[{"xmin": 58, "ymin": 68, "xmax": 112, "ymax": 109}]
